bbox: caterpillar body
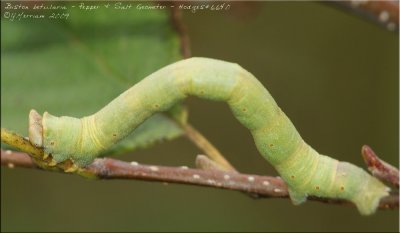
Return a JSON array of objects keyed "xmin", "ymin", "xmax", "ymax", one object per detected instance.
[{"xmin": 29, "ymin": 57, "xmax": 389, "ymax": 215}]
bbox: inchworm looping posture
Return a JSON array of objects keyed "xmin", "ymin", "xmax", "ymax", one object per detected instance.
[{"xmin": 29, "ymin": 57, "xmax": 389, "ymax": 215}]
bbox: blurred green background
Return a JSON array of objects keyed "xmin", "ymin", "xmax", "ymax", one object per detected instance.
[{"xmin": 1, "ymin": 1, "xmax": 398, "ymax": 232}]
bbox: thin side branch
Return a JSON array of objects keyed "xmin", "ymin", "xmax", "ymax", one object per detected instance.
[
  {"xmin": 1, "ymin": 128, "xmax": 42, "ymax": 159},
  {"xmin": 1, "ymin": 128, "xmax": 78, "ymax": 173},
  {"xmin": 328, "ymin": 0, "xmax": 399, "ymax": 31},
  {"xmin": 362, "ymin": 145, "xmax": 399, "ymax": 188},
  {"xmin": 181, "ymin": 123, "xmax": 237, "ymax": 172},
  {"xmin": 169, "ymin": 1, "xmax": 192, "ymax": 59}
]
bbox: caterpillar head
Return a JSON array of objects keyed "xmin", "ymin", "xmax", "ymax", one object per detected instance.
[
  {"xmin": 29, "ymin": 109, "xmax": 44, "ymax": 148},
  {"xmin": 28, "ymin": 109, "xmax": 80, "ymax": 172}
]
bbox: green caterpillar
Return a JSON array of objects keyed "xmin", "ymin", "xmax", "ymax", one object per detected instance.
[{"xmin": 28, "ymin": 57, "xmax": 389, "ymax": 215}]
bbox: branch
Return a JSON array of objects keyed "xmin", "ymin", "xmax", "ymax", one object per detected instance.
[
  {"xmin": 181, "ymin": 123, "xmax": 237, "ymax": 172},
  {"xmin": 362, "ymin": 145, "xmax": 399, "ymax": 188},
  {"xmin": 1, "ymin": 149, "xmax": 288, "ymax": 197},
  {"xmin": 169, "ymin": 1, "xmax": 192, "ymax": 59},
  {"xmin": 328, "ymin": 0, "xmax": 399, "ymax": 31},
  {"xmin": 1, "ymin": 129, "xmax": 398, "ymax": 211}
]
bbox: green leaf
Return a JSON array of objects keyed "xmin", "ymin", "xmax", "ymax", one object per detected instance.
[{"xmin": 1, "ymin": 5, "xmax": 185, "ymax": 156}]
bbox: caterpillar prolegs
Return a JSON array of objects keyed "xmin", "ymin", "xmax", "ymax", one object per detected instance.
[{"xmin": 28, "ymin": 57, "xmax": 389, "ymax": 215}]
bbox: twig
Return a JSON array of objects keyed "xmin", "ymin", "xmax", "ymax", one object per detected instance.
[
  {"xmin": 181, "ymin": 123, "xmax": 237, "ymax": 172},
  {"xmin": 1, "ymin": 148, "xmax": 398, "ymax": 210},
  {"xmin": 1, "ymin": 128, "xmax": 89, "ymax": 174},
  {"xmin": 361, "ymin": 145, "xmax": 399, "ymax": 188},
  {"xmin": 169, "ymin": 1, "xmax": 192, "ymax": 59},
  {"xmin": 0, "ymin": 148, "xmax": 288, "ymax": 197},
  {"xmin": 328, "ymin": 0, "xmax": 399, "ymax": 31},
  {"xmin": 1, "ymin": 128, "xmax": 42, "ymax": 160},
  {"xmin": 195, "ymin": 154, "xmax": 228, "ymax": 171}
]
